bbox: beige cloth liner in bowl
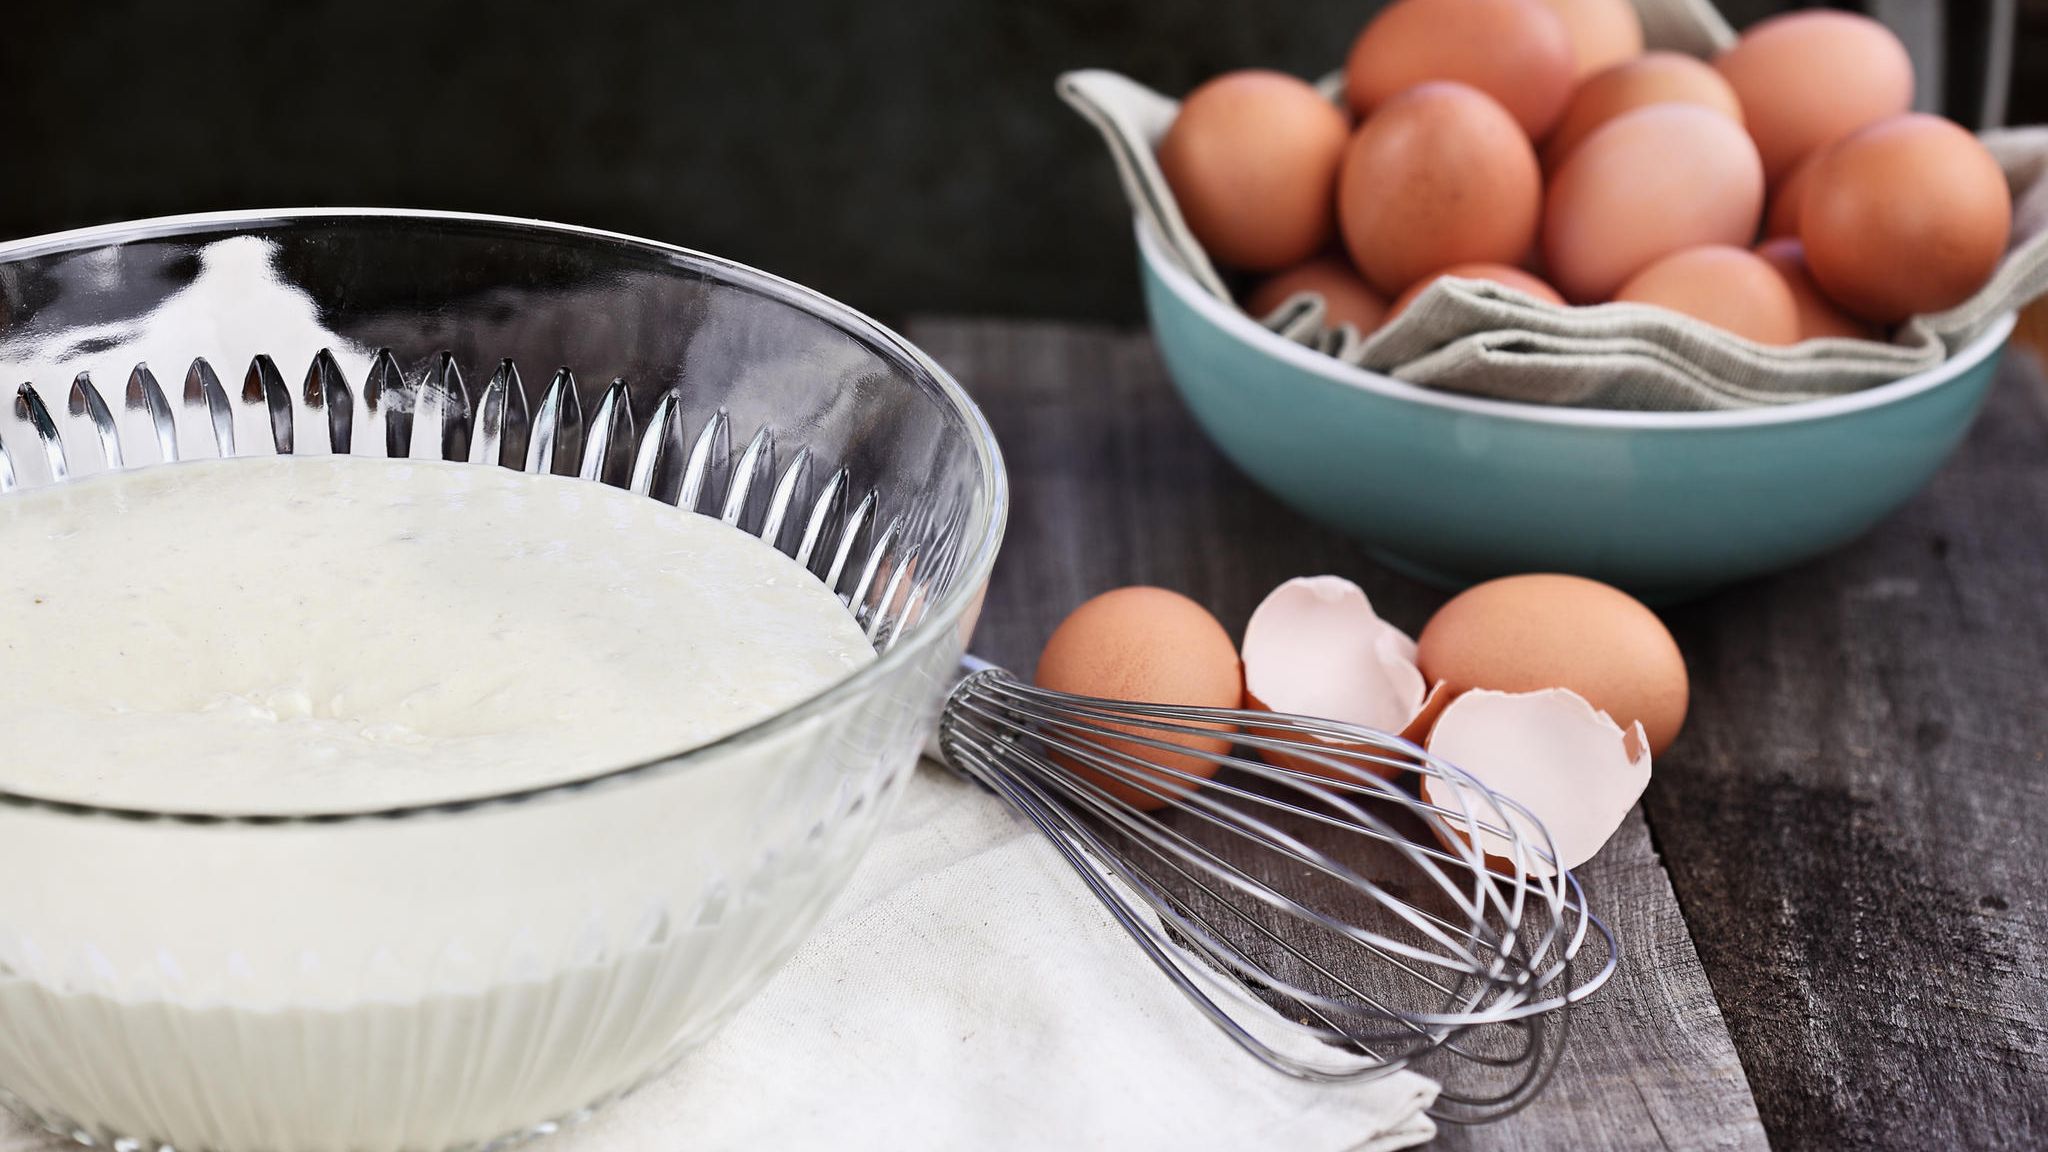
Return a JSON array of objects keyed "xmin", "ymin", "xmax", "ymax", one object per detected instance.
[{"xmin": 1059, "ymin": 0, "xmax": 2048, "ymax": 411}]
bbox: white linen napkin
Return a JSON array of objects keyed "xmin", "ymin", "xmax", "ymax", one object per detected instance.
[{"xmin": 3, "ymin": 764, "xmax": 1438, "ymax": 1152}]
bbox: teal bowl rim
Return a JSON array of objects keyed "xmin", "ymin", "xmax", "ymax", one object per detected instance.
[{"xmin": 1137, "ymin": 220, "xmax": 2018, "ymax": 430}]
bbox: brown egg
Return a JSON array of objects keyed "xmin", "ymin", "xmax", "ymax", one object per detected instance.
[
  {"xmin": 1389, "ymin": 262, "xmax": 1565, "ymax": 320},
  {"xmin": 1712, "ymin": 9, "xmax": 1914, "ymax": 184},
  {"xmin": 1764, "ymin": 151, "xmax": 1819, "ymax": 239},
  {"xmin": 1542, "ymin": 52, "xmax": 1744, "ymax": 170},
  {"xmin": 1244, "ymin": 255, "xmax": 1391, "ymax": 333},
  {"xmin": 1754, "ymin": 238, "xmax": 1881, "ymax": 342},
  {"xmin": 1801, "ymin": 114, "xmax": 2011, "ymax": 324},
  {"xmin": 1614, "ymin": 245, "xmax": 1799, "ymax": 345},
  {"xmin": 1538, "ymin": 0, "xmax": 1643, "ymax": 80},
  {"xmin": 1416, "ymin": 573, "xmax": 1688, "ymax": 755},
  {"xmin": 1543, "ymin": 104, "xmax": 1764, "ymax": 302},
  {"xmin": 1156, "ymin": 70, "xmax": 1350, "ymax": 272},
  {"xmin": 1034, "ymin": 587, "xmax": 1242, "ymax": 811},
  {"xmin": 1345, "ymin": 0, "xmax": 1577, "ymax": 138},
  {"xmin": 1339, "ymin": 83, "xmax": 1543, "ymax": 296}
]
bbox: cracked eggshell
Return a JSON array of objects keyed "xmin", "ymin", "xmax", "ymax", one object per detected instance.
[
  {"xmin": 1421, "ymin": 687, "xmax": 1651, "ymax": 875},
  {"xmin": 1241, "ymin": 576, "xmax": 1444, "ymax": 780}
]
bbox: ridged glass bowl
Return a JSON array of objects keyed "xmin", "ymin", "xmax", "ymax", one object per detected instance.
[{"xmin": 0, "ymin": 210, "xmax": 1006, "ymax": 1152}]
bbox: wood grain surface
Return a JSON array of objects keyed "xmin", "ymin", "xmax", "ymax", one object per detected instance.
[
  {"xmin": 1648, "ymin": 344, "xmax": 2048, "ymax": 1151},
  {"xmin": 908, "ymin": 318, "xmax": 1771, "ymax": 1151}
]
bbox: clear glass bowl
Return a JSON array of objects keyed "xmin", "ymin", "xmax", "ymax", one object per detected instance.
[{"xmin": 0, "ymin": 210, "xmax": 1007, "ymax": 1152}]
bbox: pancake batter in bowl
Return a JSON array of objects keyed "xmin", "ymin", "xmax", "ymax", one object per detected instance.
[
  {"xmin": 0, "ymin": 456, "xmax": 875, "ymax": 813},
  {"xmin": 0, "ymin": 456, "xmax": 883, "ymax": 1150}
]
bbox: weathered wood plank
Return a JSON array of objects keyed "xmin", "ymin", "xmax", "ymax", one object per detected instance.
[
  {"xmin": 1650, "ymin": 349, "xmax": 2048, "ymax": 1151},
  {"xmin": 908, "ymin": 316, "xmax": 1769, "ymax": 1151}
]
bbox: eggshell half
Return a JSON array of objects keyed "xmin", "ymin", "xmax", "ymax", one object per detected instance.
[
  {"xmin": 1241, "ymin": 575, "xmax": 1439, "ymax": 781},
  {"xmin": 1421, "ymin": 687, "xmax": 1651, "ymax": 875}
]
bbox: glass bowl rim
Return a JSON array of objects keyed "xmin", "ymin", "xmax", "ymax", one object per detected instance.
[{"xmin": 0, "ymin": 207, "xmax": 1010, "ymax": 827}]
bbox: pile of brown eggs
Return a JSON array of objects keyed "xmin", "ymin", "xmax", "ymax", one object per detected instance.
[{"xmin": 1159, "ymin": 0, "xmax": 2015, "ymax": 344}]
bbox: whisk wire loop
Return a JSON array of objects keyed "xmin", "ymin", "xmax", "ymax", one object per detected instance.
[{"xmin": 980, "ymin": 708, "xmax": 1511, "ymax": 983}]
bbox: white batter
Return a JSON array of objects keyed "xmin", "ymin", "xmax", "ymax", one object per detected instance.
[
  {"xmin": 0, "ymin": 456, "xmax": 891, "ymax": 1151},
  {"xmin": 0, "ymin": 455, "xmax": 875, "ymax": 813}
]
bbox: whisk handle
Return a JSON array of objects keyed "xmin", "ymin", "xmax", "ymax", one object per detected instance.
[{"xmin": 921, "ymin": 655, "xmax": 1008, "ymax": 767}]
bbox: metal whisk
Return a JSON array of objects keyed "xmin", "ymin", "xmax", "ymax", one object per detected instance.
[{"xmin": 936, "ymin": 657, "xmax": 1617, "ymax": 1124}]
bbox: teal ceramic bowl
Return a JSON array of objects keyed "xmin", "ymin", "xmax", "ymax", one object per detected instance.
[{"xmin": 1137, "ymin": 224, "xmax": 2016, "ymax": 602}]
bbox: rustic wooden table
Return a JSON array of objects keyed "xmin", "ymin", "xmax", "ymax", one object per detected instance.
[{"xmin": 906, "ymin": 315, "xmax": 2048, "ymax": 1151}]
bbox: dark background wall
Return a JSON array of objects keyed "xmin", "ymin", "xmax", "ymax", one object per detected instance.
[{"xmin": 2, "ymin": 1, "xmax": 2036, "ymax": 324}]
